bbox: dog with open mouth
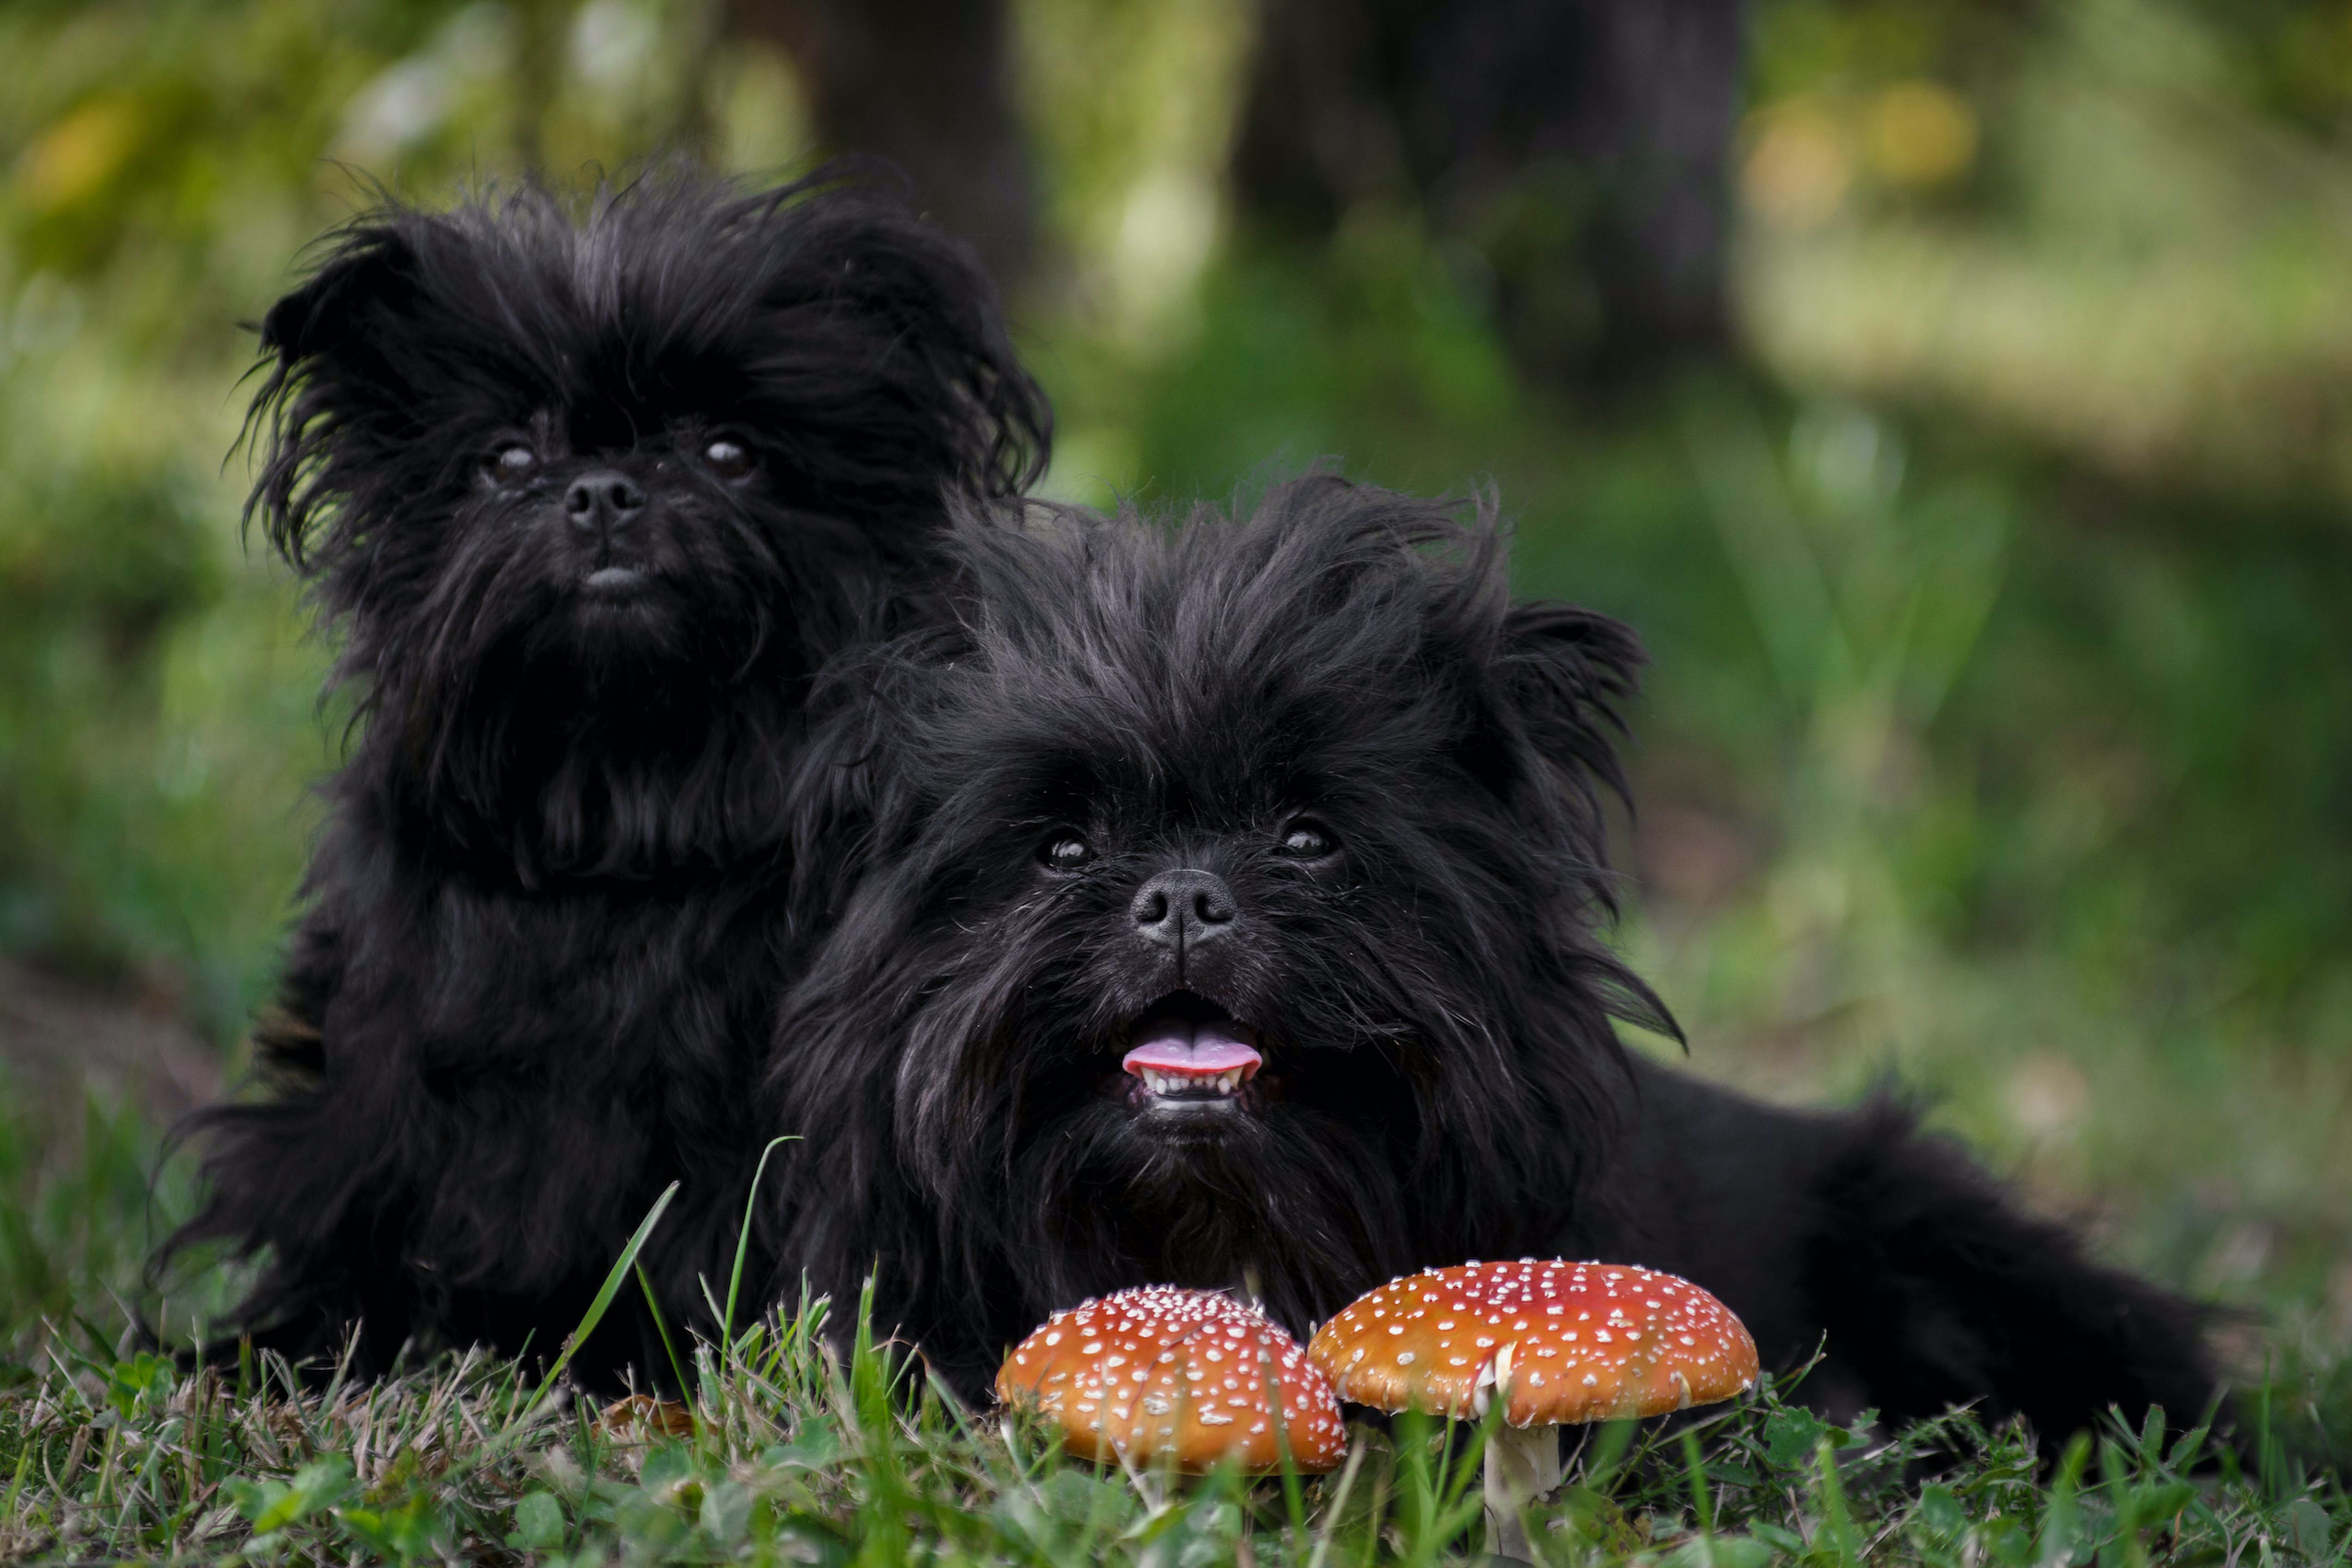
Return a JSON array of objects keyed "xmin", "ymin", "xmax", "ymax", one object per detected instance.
[
  {"xmin": 769, "ymin": 475, "xmax": 2223, "ymax": 1445},
  {"xmin": 159, "ymin": 173, "xmax": 1049, "ymax": 1388}
]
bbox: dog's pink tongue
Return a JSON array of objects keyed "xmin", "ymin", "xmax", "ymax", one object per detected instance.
[{"xmin": 1122, "ymin": 1018, "xmax": 1262, "ymax": 1080}]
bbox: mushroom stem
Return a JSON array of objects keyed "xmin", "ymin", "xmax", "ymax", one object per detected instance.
[{"xmin": 1482, "ymin": 1420, "xmax": 1561, "ymax": 1563}]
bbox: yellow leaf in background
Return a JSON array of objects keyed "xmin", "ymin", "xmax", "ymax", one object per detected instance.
[
  {"xmin": 1867, "ymin": 80, "xmax": 1979, "ymax": 189},
  {"xmin": 15, "ymin": 94, "xmax": 142, "ymax": 213},
  {"xmin": 1742, "ymin": 100, "xmax": 1851, "ymax": 230}
]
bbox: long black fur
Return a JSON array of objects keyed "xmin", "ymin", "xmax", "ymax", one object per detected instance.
[
  {"xmin": 161, "ymin": 172, "xmax": 1049, "ymax": 1388},
  {"xmin": 769, "ymin": 475, "xmax": 2223, "ymax": 1445}
]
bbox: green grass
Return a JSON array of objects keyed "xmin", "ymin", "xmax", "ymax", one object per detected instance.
[
  {"xmin": 2, "ymin": 1287, "xmax": 2346, "ymax": 1565},
  {"xmin": 0, "ymin": 1097, "xmax": 2345, "ymax": 1564}
]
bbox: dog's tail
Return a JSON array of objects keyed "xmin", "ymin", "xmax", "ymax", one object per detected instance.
[{"xmin": 1804, "ymin": 1093, "xmax": 2235, "ymax": 1453}]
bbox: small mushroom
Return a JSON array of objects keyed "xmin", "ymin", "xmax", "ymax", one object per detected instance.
[
  {"xmin": 1308, "ymin": 1259, "xmax": 1758, "ymax": 1561},
  {"xmin": 996, "ymin": 1285, "xmax": 1348, "ymax": 1474}
]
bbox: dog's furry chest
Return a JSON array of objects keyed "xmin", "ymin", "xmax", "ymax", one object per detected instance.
[
  {"xmin": 338, "ymin": 871, "xmax": 775, "ymax": 1092},
  {"xmin": 271, "ymin": 827, "xmax": 794, "ymax": 1289}
]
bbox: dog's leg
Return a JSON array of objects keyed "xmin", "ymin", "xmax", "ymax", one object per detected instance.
[{"xmin": 1802, "ymin": 1098, "xmax": 2225, "ymax": 1446}]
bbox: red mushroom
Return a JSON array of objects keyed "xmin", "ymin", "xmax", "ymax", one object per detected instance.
[
  {"xmin": 997, "ymin": 1285, "xmax": 1348, "ymax": 1474},
  {"xmin": 1309, "ymin": 1259, "xmax": 1758, "ymax": 1560}
]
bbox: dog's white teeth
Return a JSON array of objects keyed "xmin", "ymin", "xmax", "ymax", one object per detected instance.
[{"xmin": 1137, "ymin": 1066, "xmax": 1245, "ymax": 1098}]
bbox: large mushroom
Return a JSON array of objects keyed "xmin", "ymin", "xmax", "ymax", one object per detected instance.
[
  {"xmin": 1308, "ymin": 1259, "xmax": 1758, "ymax": 1561},
  {"xmin": 997, "ymin": 1285, "xmax": 1348, "ymax": 1475}
]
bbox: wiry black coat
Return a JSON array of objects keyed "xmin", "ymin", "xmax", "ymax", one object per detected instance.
[
  {"xmin": 163, "ymin": 174, "xmax": 1049, "ymax": 1388},
  {"xmin": 769, "ymin": 476, "xmax": 2222, "ymax": 1446}
]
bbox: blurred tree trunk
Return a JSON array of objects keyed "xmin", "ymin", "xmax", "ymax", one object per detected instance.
[
  {"xmin": 1232, "ymin": 0, "xmax": 1748, "ymax": 383},
  {"xmin": 721, "ymin": 0, "xmax": 1037, "ymax": 295}
]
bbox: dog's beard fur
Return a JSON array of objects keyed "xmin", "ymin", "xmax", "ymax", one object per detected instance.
[
  {"xmin": 160, "ymin": 172, "xmax": 1050, "ymax": 1385},
  {"xmin": 775, "ymin": 476, "xmax": 1672, "ymax": 1387},
  {"xmin": 883, "ymin": 828, "xmax": 1645, "ymax": 1334}
]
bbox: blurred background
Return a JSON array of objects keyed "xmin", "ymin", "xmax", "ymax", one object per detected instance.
[{"xmin": 0, "ymin": 0, "xmax": 2346, "ymax": 1433}]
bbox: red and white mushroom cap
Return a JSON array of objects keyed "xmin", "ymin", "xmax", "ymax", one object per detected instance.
[
  {"xmin": 996, "ymin": 1286, "xmax": 1348, "ymax": 1473},
  {"xmin": 1306, "ymin": 1260, "xmax": 1758, "ymax": 1427}
]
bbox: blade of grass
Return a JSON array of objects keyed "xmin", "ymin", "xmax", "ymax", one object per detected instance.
[
  {"xmin": 3, "ymin": 1446, "xmax": 32, "ymax": 1522},
  {"xmin": 722, "ymin": 1136, "xmax": 798, "ymax": 1346},
  {"xmin": 1682, "ymin": 1428, "xmax": 1716, "ymax": 1540},
  {"xmin": 510, "ymin": 1181, "xmax": 677, "ymax": 1429},
  {"xmin": 1258, "ymin": 1345, "xmax": 1310, "ymax": 1544},
  {"xmin": 1305, "ymin": 1436, "xmax": 1367, "ymax": 1568},
  {"xmin": 633, "ymin": 1263, "xmax": 692, "ymax": 1409},
  {"xmin": 1815, "ymin": 1434, "xmax": 1861, "ymax": 1562}
]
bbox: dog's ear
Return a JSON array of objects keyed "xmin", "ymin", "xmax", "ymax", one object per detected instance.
[
  {"xmin": 828, "ymin": 237, "xmax": 1052, "ymax": 501},
  {"xmin": 257, "ymin": 228, "xmax": 421, "ymax": 368},
  {"xmin": 1486, "ymin": 598, "xmax": 1681, "ymax": 1040},
  {"xmin": 1482, "ymin": 598, "xmax": 1645, "ymax": 826},
  {"xmin": 244, "ymin": 224, "xmax": 431, "ymax": 571},
  {"xmin": 736, "ymin": 186, "xmax": 1053, "ymax": 507}
]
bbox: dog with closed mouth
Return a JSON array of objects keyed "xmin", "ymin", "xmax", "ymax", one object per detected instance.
[
  {"xmin": 768, "ymin": 475, "xmax": 2222, "ymax": 1445},
  {"xmin": 161, "ymin": 172, "xmax": 1049, "ymax": 1388}
]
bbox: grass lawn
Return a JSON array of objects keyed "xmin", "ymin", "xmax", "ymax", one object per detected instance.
[
  {"xmin": 0, "ymin": 1094, "xmax": 2343, "ymax": 1563},
  {"xmin": 3, "ymin": 1277, "xmax": 2347, "ymax": 1566}
]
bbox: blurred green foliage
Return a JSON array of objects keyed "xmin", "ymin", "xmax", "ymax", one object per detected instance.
[{"xmin": 0, "ymin": 0, "xmax": 2347, "ymax": 1395}]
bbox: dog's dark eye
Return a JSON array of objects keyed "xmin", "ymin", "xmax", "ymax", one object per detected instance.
[
  {"xmin": 703, "ymin": 439, "xmax": 754, "ymax": 480},
  {"xmin": 484, "ymin": 444, "xmax": 538, "ymax": 482},
  {"xmin": 1041, "ymin": 834, "xmax": 1096, "ymax": 871},
  {"xmin": 1276, "ymin": 820, "xmax": 1338, "ymax": 859}
]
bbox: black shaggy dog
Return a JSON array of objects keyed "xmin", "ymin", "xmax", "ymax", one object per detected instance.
[
  {"xmin": 770, "ymin": 476, "xmax": 2222, "ymax": 1445},
  {"xmin": 162, "ymin": 174, "xmax": 1049, "ymax": 1388}
]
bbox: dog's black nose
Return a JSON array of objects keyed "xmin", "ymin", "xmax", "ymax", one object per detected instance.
[
  {"xmin": 1131, "ymin": 868, "xmax": 1237, "ymax": 955},
  {"xmin": 564, "ymin": 470, "xmax": 646, "ymax": 533}
]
